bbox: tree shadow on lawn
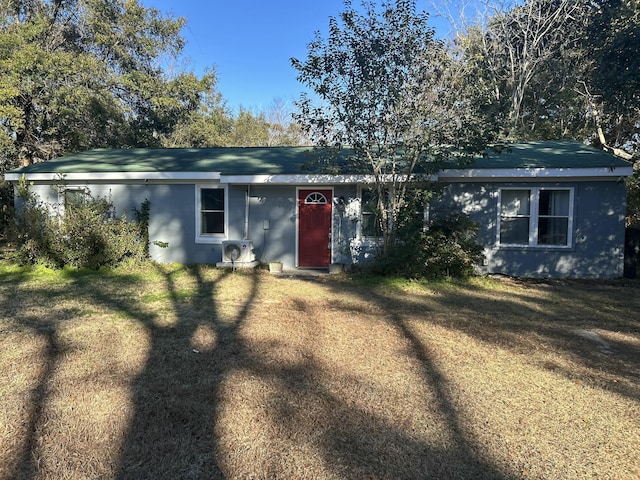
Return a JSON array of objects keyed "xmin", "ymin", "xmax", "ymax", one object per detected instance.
[
  {"xmin": 7, "ymin": 315, "xmax": 67, "ymax": 480},
  {"xmin": 27, "ymin": 264, "xmax": 256, "ymax": 479},
  {"xmin": 2, "ymin": 272, "xmax": 142, "ymax": 480},
  {"xmin": 328, "ymin": 276, "xmax": 640, "ymax": 401},
  {"xmin": 9, "ymin": 266, "xmax": 637, "ymax": 479},
  {"xmin": 266, "ymin": 363, "xmax": 510, "ymax": 479},
  {"xmin": 110, "ymin": 267, "xmax": 513, "ymax": 479},
  {"xmin": 111, "ymin": 264, "xmax": 259, "ymax": 480},
  {"xmin": 272, "ymin": 307, "xmax": 512, "ymax": 479},
  {"xmin": 4, "ymin": 265, "xmax": 244, "ymax": 480},
  {"xmin": 436, "ymin": 279, "xmax": 640, "ymax": 401},
  {"xmin": 284, "ymin": 275, "xmax": 640, "ymax": 478}
]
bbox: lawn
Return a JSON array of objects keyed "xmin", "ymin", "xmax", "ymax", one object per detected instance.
[{"xmin": 1, "ymin": 261, "xmax": 639, "ymax": 480}]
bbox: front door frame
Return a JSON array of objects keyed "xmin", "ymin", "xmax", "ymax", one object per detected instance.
[{"xmin": 296, "ymin": 187, "xmax": 334, "ymax": 268}]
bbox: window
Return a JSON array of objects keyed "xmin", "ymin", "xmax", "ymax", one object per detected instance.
[
  {"xmin": 196, "ymin": 186, "xmax": 226, "ymax": 242},
  {"xmin": 360, "ymin": 188, "xmax": 429, "ymax": 239},
  {"xmin": 500, "ymin": 190, "xmax": 531, "ymax": 244},
  {"xmin": 498, "ymin": 188, "xmax": 573, "ymax": 247},
  {"xmin": 538, "ymin": 190, "xmax": 570, "ymax": 245},
  {"xmin": 64, "ymin": 188, "xmax": 88, "ymax": 210},
  {"xmin": 361, "ymin": 189, "xmax": 383, "ymax": 238},
  {"xmin": 304, "ymin": 192, "xmax": 328, "ymax": 204}
]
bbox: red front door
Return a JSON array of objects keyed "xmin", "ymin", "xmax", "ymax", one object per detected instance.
[{"xmin": 298, "ymin": 189, "xmax": 332, "ymax": 267}]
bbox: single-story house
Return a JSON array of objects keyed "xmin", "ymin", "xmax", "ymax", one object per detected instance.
[{"xmin": 4, "ymin": 140, "xmax": 634, "ymax": 278}]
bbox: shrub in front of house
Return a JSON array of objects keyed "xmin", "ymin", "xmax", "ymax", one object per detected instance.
[
  {"xmin": 371, "ymin": 207, "xmax": 484, "ymax": 279},
  {"xmin": 13, "ymin": 179, "xmax": 146, "ymax": 269}
]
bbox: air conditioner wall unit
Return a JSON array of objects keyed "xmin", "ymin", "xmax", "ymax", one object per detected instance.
[{"xmin": 222, "ymin": 240, "xmax": 255, "ymax": 263}]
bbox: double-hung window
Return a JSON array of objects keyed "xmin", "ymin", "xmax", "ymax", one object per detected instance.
[
  {"xmin": 196, "ymin": 186, "xmax": 226, "ymax": 242},
  {"xmin": 498, "ymin": 188, "xmax": 573, "ymax": 247},
  {"xmin": 361, "ymin": 189, "xmax": 384, "ymax": 239}
]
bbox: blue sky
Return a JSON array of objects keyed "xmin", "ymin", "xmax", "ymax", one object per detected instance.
[{"xmin": 143, "ymin": 1, "xmax": 455, "ymax": 113}]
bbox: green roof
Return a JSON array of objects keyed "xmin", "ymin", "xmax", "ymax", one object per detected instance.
[
  {"xmin": 466, "ymin": 141, "xmax": 631, "ymax": 169},
  {"xmin": 6, "ymin": 141, "xmax": 631, "ymax": 176},
  {"xmin": 8, "ymin": 147, "xmax": 319, "ymax": 175}
]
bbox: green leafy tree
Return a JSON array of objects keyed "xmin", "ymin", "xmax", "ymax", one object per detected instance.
[
  {"xmin": 0, "ymin": 0, "xmax": 215, "ymax": 171},
  {"xmin": 228, "ymin": 107, "xmax": 271, "ymax": 147},
  {"xmin": 162, "ymin": 86, "xmax": 234, "ymax": 147},
  {"xmin": 456, "ymin": 0, "xmax": 639, "ymax": 154},
  {"xmin": 164, "ymin": 98, "xmax": 309, "ymax": 148},
  {"xmin": 292, "ymin": 0, "xmax": 493, "ymax": 252}
]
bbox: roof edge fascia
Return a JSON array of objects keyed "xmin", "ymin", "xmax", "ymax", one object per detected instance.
[{"xmin": 5, "ymin": 165, "xmax": 633, "ymax": 184}]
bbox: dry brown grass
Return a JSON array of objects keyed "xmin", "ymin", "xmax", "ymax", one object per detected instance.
[{"xmin": 1, "ymin": 262, "xmax": 639, "ymax": 480}]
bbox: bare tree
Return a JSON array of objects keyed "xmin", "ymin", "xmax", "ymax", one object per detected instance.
[
  {"xmin": 575, "ymin": 81, "xmax": 634, "ymax": 160},
  {"xmin": 265, "ymin": 98, "xmax": 309, "ymax": 146},
  {"xmin": 440, "ymin": 0, "xmax": 589, "ymax": 139}
]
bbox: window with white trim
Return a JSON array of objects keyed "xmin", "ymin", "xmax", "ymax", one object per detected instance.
[
  {"xmin": 498, "ymin": 188, "xmax": 573, "ymax": 247},
  {"xmin": 361, "ymin": 189, "xmax": 384, "ymax": 238},
  {"xmin": 196, "ymin": 186, "xmax": 226, "ymax": 242},
  {"xmin": 305, "ymin": 192, "xmax": 328, "ymax": 204}
]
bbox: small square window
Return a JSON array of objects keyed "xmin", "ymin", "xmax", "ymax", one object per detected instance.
[{"xmin": 64, "ymin": 189, "xmax": 88, "ymax": 209}]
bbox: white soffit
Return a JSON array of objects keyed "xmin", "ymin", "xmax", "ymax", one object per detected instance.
[
  {"xmin": 438, "ymin": 166, "xmax": 634, "ymax": 180},
  {"xmin": 221, "ymin": 174, "xmax": 378, "ymax": 184}
]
